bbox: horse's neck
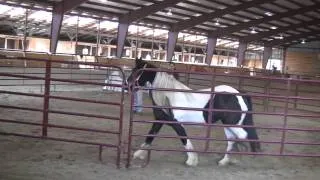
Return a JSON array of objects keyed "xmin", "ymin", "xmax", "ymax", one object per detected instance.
[
  {"xmin": 153, "ymin": 72, "xmax": 190, "ymax": 90},
  {"xmin": 151, "ymin": 72, "xmax": 191, "ymax": 107}
]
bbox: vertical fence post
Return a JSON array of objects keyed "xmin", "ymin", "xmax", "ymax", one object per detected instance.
[
  {"xmin": 280, "ymin": 78, "xmax": 291, "ymax": 155},
  {"xmin": 126, "ymin": 75, "xmax": 137, "ymax": 168},
  {"xmin": 204, "ymin": 68, "xmax": 216, "ymax": 151},
  {"xmin": 186, "ymin": 65, "xmax": 191, "ymax": 86},
  {"xmin": 238, "ymin": 76, "xmax": 243, "ymax": 92},
  {"xmin": 42, "ymin": 54, "xmax": 52, "ymax": 137},
  {"xmin": 294, "ymin": 82, "xmax": 299, "ymax": 109},
  {"xmin": 264, "ymin": 80, "xmax": 270, "ymax": 112},
  {"xmin": 116, "ymin": 69, "xmax": 125, "ymax": 168}
]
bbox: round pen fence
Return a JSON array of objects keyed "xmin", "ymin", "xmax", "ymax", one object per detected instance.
[
  {"xmin": 0, "ymin": 56, "xmax": 126, "ymax": 168},
  {"xmin": 126, "ymin": 68, "xmax": 320, "ymax": 168},
  {"xmin": 0, "ymin": 56, "xmax": 319, "ymax": 169}
]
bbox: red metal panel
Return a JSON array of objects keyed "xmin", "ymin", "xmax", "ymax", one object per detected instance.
[
  {"xmin": 126, "ymin": 68, "xmax": 320, "ymax": 168},
  {"xmin": 0, "ymin": 56, "xmax": 126, "ymax": 168}
]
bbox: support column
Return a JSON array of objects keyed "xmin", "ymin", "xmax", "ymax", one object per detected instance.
[
  {"xmin": 116, "ymin": 22, "xmax": 129, "ymax": 58},
  {"xmin": 262, "ymin": 46, "xmax": 272, "ymax": 69},
  {"xmin": 237, "ymin": 41, "xmax": 247, "ymax": 67},
  {"xmin": 23, "ymin": 9, "xmax": 29, "ymax": 51},
  {"xmin": 50, "ymin": 4, "xmax": 64, "ymax": 53},
  {"xmin": 50, "ymin": 1, "xmax": 88, "ymax": 53},
  {"xmin": 282, "ymin": 47, "xmax": 287, "ymax": 74},
  {"xmin": 96, "ymin": 19, "xmax": 101, "ymax": 56},
  {"xmin": 166, "ymin": 31, "xmax": 179, "ymax": 62},
  {"xmin": 205, "ymin": 34, "xmax": 217, "ymax": 65}
]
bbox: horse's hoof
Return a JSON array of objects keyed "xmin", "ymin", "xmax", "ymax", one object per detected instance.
[
  {"xmin": 217, "ymin": 158, "xmax": 238, "ymax": 166},
  {"xmin": 133, "ymin": 149, "xmax": 148, "ymax": 160},
  {"xmin": 185, "ymin": 153, "xmax": 198, "ymax": 167},
  {"xmin": 217, "ymin": 158, "xmax": 230, "ymax": 166}
]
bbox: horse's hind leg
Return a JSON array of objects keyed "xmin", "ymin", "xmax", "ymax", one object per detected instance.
[
  {"xmin": 219, "ymin": 127, "xmax": 248, "ymax": 166},
  {"xmin": 168, "ymin": 123, "xmax": 198, "ymax": 167},
  {"xmin": 218, "ymin": 127, "xmax": 236, "ymax": 166},
  {"xmin": 133, "ymin": 122, "xmax": 163, "ymax": 160}
]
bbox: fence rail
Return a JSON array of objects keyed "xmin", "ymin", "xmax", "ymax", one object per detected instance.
[{"xmin": 0, "ymin": 56, "xmax": 319, "ymax": 169}]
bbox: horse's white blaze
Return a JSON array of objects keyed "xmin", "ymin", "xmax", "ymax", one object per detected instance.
[
  {"xmin": 133, "ymin": 143, "xmax": 149, "ymax": 160},
  {"xmin": 184, "ymin": 139, "xmax": 198, "ymax": 166}
]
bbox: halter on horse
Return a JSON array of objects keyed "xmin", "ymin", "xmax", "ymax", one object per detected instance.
[{"xmin": 127, "ymin": 58, "xmax": 261, "ymax": 166}]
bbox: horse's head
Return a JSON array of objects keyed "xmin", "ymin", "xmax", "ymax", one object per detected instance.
[{"xmin": 126, "ymin": 57, "xmax": 156, "ymax": 91}]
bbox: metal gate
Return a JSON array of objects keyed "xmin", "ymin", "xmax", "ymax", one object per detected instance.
[{"xmin": 0, "ymin": 55, "xmax": 126, "ymax": 168}]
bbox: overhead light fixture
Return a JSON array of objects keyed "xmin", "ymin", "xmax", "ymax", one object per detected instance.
[
  {"xmin": 279, "ymin": 34, "xmax": 283, "ymax": 39},
  {"xmin": 270, "ymin": 26, "xmax": 277, "ymax": 29},
  {"xmin": 274, "ymin": 35, "xmax": 283, "ymax": 40},
  {"xmin": 166, "ymin": 9, "xmax": 172, "ymax": 16},
  {"xmin": 214, "ymin": 18, "xmax": 220, "ymax": 26},
  {"xmin": 265, "ymin": 12, "xmax": 273, "ymax": 16},
  {"xmin": 301, "ymin": 39, "xmax": 306, "ymax": 44},
  {"xmin": 250, "ymin": 27, "xmax": 257, "ymax": 34}
]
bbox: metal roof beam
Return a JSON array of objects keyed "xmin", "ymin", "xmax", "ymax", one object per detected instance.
[
  {"xmin": 55, "ymin": 0, "xmax": 89, "ymax": 14},
  {"xmin": 166, "ymin": 31, "xmax": 179, "ymax": 61},
  {"xmin": 119, "ymin": 0, "xmax": 183, "ymax": 23},
  {"xmin": 49, "ymin": 0, "xmax": 88, "ymax": 53},
  {"xmin": 205, "ymin": 34, "xmax": 217, "ymax": 65},
  {"xmin": 212, "ymin": 3, "xmax": 320, "ymax": 37},
  {"xmin": 171, "ymin": 0, "xmax": 275, "ymax": 32},
  {"xmin": 237, "ymin": 41, "xmax": 247, "ymax": 67},
  {"xmin": 264, "ymin": 31, "xmax": 320, "ymax": 47},
  {"xmin": 241, "ymin": 19, "xmax": 320, "ymax": 43}
]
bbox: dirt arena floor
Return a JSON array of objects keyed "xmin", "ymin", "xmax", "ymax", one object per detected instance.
[{"xmin": 0, "ymin": 90, "xmax": 319, "ymax": 180}]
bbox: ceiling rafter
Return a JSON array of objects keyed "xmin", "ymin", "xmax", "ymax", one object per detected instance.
[
  {"xmin": 171, "ymin": 0, "xmax": 276, "ymax": 32},
  {"xmin": 264, "ymin": 31, "xmax": 320, "ymax": 46},
  {"xmin": 241, "ymin": 18, "xmax": 320, "ymax": 42},
  {"xmin": 180, "ymin": 1, "xmax": 215, "ymax": 12},
  {"xmin": 53, "ymin": 0, "xmax": 89, "ymax": 14},
  {"xmin": 119, "ymin": 0, "xmax": 184, "ymax": 23},
  {"xmin": 285, "ymin": 37, "xmax": 320, "ymax": 46},
  {"xmin": 106, "ymin": 0, "xmax": 142, "ymax": 7},
  {"xmin": 84, "ymin": 1, "xmax": 134, "ymax": 12},
  {"xmin": 172, "ymin": 4, "xmax": 205, "ymax": 15},
  {"xmin": 211, "ymin": 3, "xmax": 320, "ymax": 37}
]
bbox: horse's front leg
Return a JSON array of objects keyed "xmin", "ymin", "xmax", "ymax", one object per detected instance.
[
  {"xmin": 133, "ymin": 122, "xmax": 163, "ymax": 160},
  {"xmin": 168, "ymin": 123, "xmax": 198, "ymax": 166}
]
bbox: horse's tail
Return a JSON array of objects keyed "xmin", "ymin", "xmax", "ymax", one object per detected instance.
[{"xmin": 243, "ymin": 95, "xmax": 261, "ymax": 152}]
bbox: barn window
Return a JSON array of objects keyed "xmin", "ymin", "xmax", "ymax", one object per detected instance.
[
  {"xmin": 6, "ymin": 39, "xmax": 15, "ymax": 49},
  {"xmin": 18, "ymin": 40, "xmax": 29, "ymax": 50},
  {"xmin": 0, "ymin": 38, "xmax": 5, "ymax": 48}
]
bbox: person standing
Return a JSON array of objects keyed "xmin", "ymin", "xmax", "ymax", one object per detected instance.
[{"xmin": 133, "ymin": 81, "xmax": 152, "ymax": 114}]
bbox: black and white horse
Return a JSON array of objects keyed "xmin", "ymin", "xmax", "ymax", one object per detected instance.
[{"xmin": 127, "ymin": 58, "xmax": 261, "ymax": 166}]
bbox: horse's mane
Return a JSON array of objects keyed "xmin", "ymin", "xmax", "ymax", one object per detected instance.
[
  {"xmin": 152, "ymin": 71, "xmax": 194, "ymax": 111},
  {"xmin": 153, "ymin": 72, "xmax": 189, "ymax": 90}
]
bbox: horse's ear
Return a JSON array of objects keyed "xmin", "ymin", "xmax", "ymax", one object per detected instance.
[
  {"xmin": 136, "ymin": 57, "xmax": 145, "ymax": 68},
  {"xmin": 135, "ymin": 57, "xmax": 142, "ymax": 66}
]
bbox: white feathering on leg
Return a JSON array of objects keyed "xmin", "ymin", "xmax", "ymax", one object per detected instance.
[
  {"xmin": 218, "ymin": 128, "xmax": 235, "ymax": 166},
  {"xmin": 133, "ymin": 143, "xmax": 149, "ymax": 160},
  {"xmin": 184, "ymin": 139, "xmax": 198, "ymax": 166}
]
